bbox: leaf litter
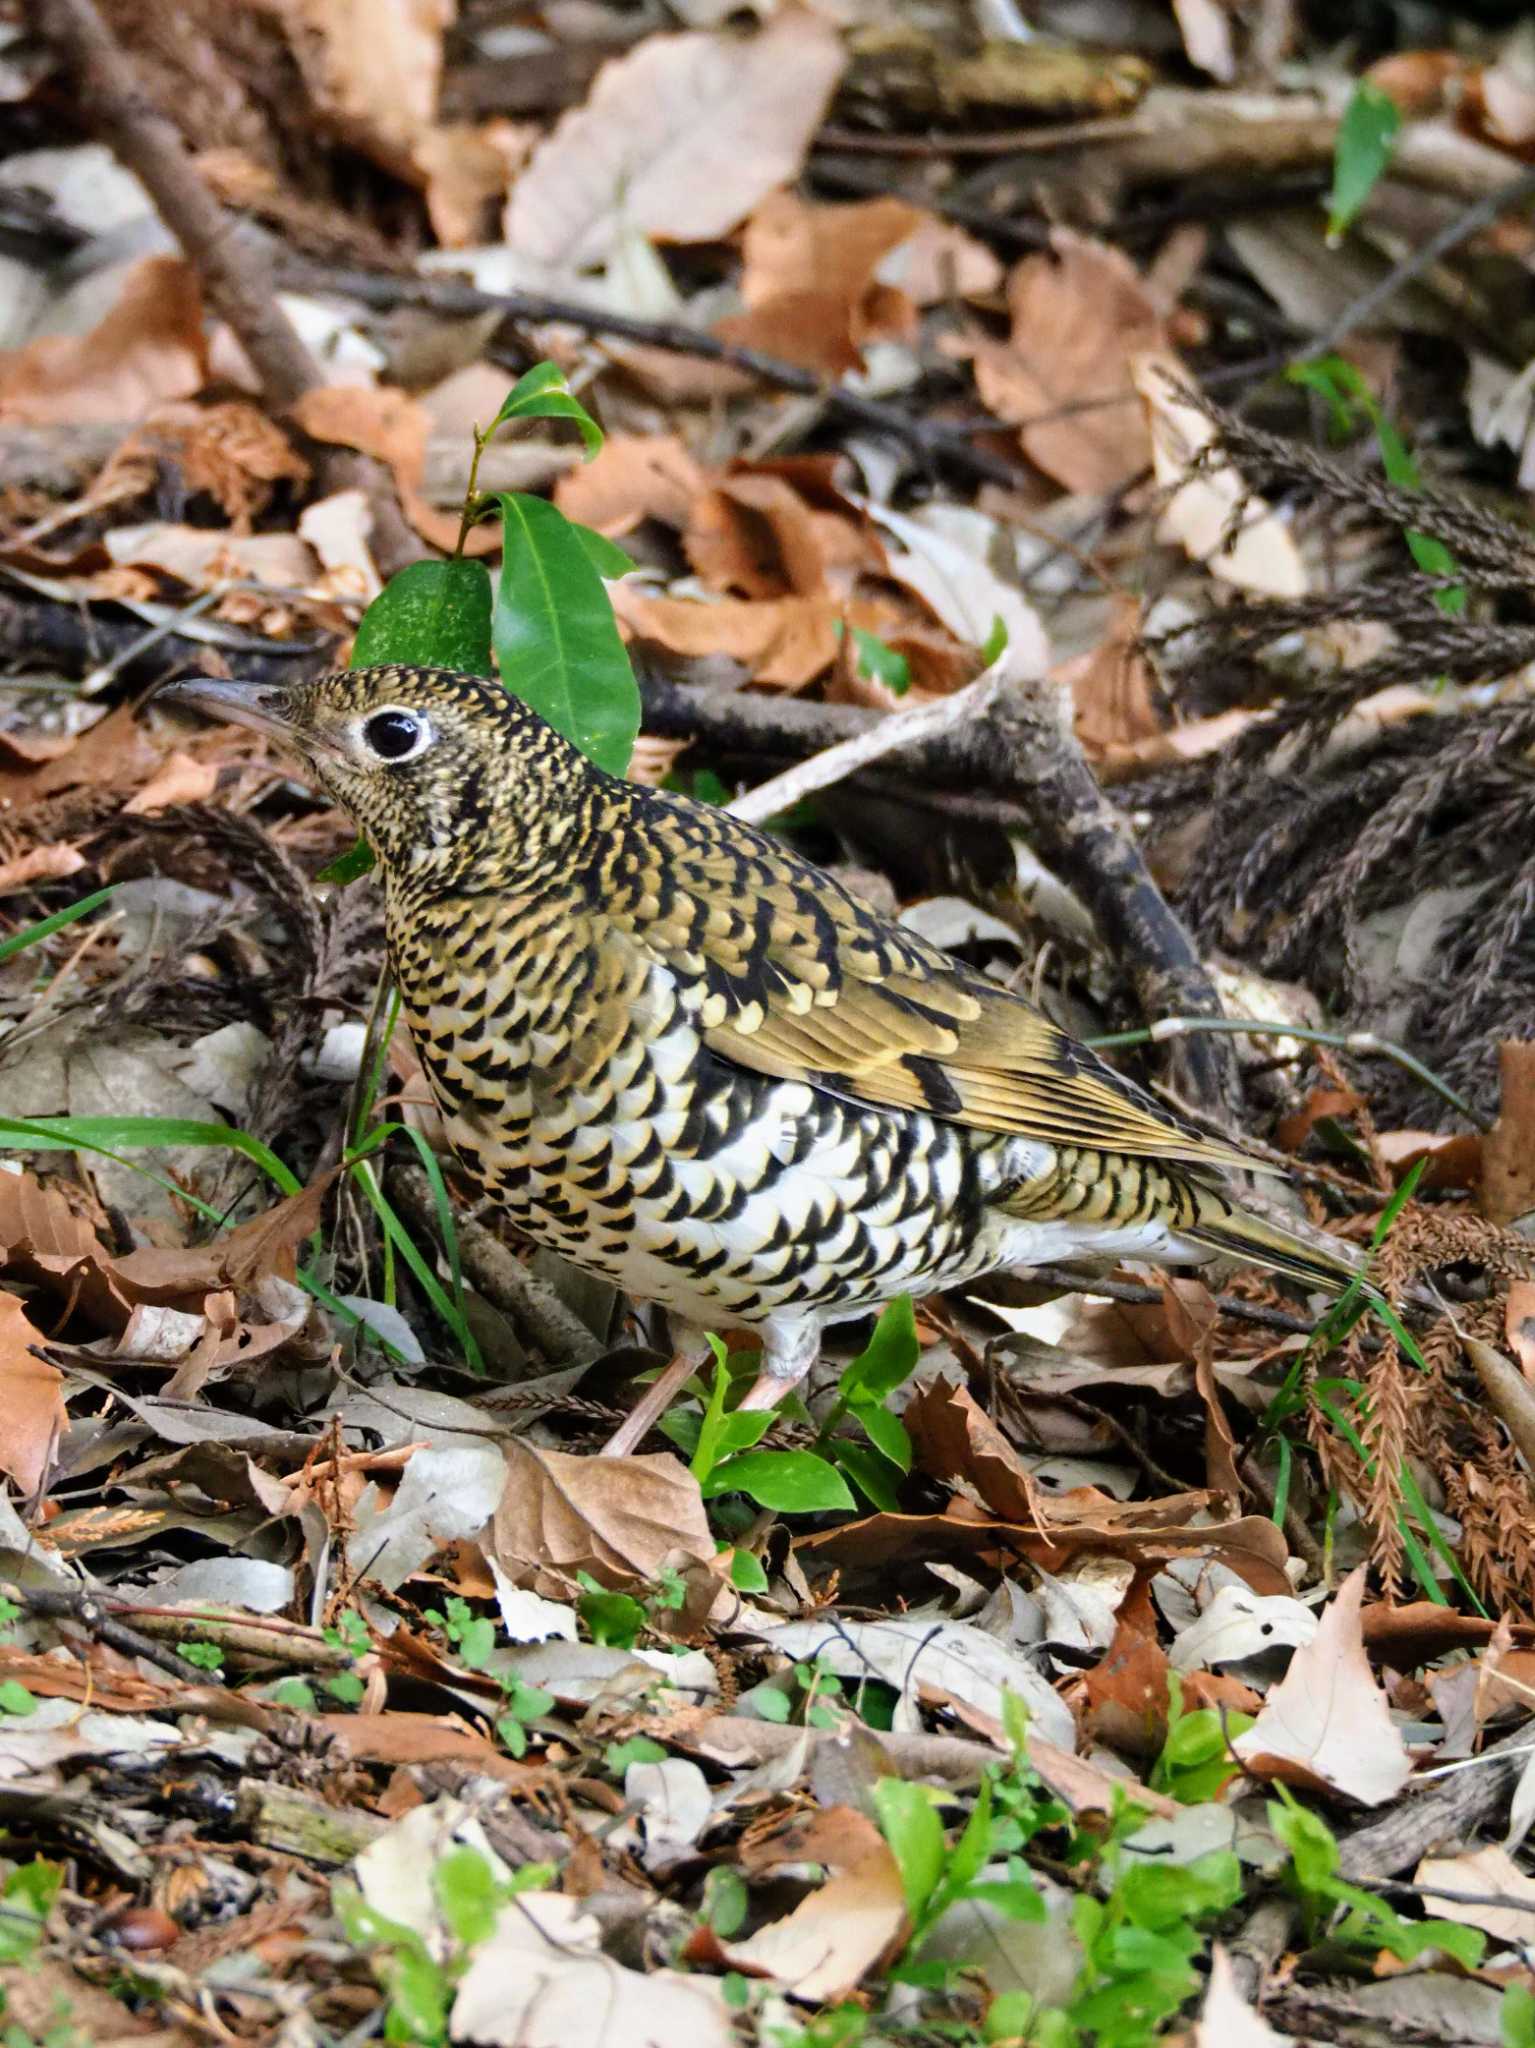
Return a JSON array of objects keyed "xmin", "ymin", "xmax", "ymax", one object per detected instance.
[{"xmin": 6, "ymin": 2, "xmax": 1535, "ymax": 2044}]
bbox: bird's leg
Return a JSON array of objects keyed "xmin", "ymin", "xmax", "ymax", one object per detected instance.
[
  {"xmin": 735, "ymin": 1322, "xmax": 821, "ymax": 1413},
  {"xmin": 598, "ymin": 1323, "xmax": 715, "ymax": 1458}
]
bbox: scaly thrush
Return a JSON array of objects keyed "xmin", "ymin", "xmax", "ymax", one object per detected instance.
[{"xmin": 160, "ymin": 665, "xmax": 1362, "ymax": 1414}]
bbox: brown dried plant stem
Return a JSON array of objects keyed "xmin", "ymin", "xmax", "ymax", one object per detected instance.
[
  {"xmin": 639, "ymin": 671, "xmax": 1242, "ymax": 1119},
  {"xmin": 36, "ymin": 0, "xmax": 421, "ymax": 578}
]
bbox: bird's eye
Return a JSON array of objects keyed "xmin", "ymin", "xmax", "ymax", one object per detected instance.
[{"xmin": 362, "ymin": 709, "xmax": 428, "ymax": 763}]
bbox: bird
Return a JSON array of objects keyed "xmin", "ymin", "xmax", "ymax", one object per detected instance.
[{"xmin": 159, "ymin": 663, "xmax": 1366, "ymax": 1427}]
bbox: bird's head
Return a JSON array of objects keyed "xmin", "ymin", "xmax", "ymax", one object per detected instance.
[{"xmin": 158, "ymin": 665, "xmax": 599, "ymax": 889}]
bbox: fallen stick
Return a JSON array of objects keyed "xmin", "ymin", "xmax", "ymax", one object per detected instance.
[{"xmin": 36, "ymin": 0, "xmax": 422, "ymax": 579}]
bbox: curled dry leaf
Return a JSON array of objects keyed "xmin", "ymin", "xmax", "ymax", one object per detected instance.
[
  {"xmin": 1233, "ymin": 1566, "xmax": 1413, "ymax": 1805},
  {"xmin": 0, "ymin": 843, "xmax": 86, "ymax": 894},
  {"xmin": 0, "ymin": 255, "xmax": 207, "ymax": 425},
  {"xmin": 103, "ymin": 523, "xmax": 319, "ymax": 591},
  {"xmin": 503, "ymin": 10, "xmax": 845, "ymax": 270},
  {"xmin": 967, "ymin": 232, "xmax": 1167, "ymax": 496},
  {"xmin": 1193, "ymin": 1945, "xmax": 1292, "ymax": 2046},
  {"xmin": 490, "ymin": 1442, "xmax": 715, "ymax": 1596},
  {"xmin": 609, "ymin": 584, "xmax": 841, "ymax": 690},
  {"xmin": 709, "ymin": 1804, "xmax": 907, "ymax": 2003},
  {"xmin": 1413, "ymin": 1843, "xmax": 1535, "ymax": 1948},
  {"xmin": 451, "ymin": 1891, "xmax": 735, "ymax": 2047},
  {"xmin": 1132, "ymin": 354, "xmax": 1308, "ymax": 598},
  {"xmin": 553, "ymin": 433, "xmax": 706, "ymax": 538},
  {"xmin": 0, "ymin": 1288, "xmax": 66, "ymax": 1496},
  {"xmin": 290, "ymin": 384, "xmax": 479, "ymax": 555},
  {"xmin": 123, "ymin": 750, "xmax": 221, "ymax": 815},
  {"xmin": 1481, "ymin": 1041, "xmax": 1535, "ymax": 1225},
  {"xmin": 718, "ymin": 189, "xmax": 922, "ymax": 375}
]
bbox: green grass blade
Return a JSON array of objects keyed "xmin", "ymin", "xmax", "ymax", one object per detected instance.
[{"xmin": 0, "ymin": 885, "xmax": 119, "ymax": 966}]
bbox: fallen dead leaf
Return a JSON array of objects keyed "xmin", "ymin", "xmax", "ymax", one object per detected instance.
[
  {"xmin": 1233, "ymin": 1566, "xmax": 1412, "ymax": 1805},
  {"xmin": 123, "ymin": 749, "xmax": 221, "ymax": 814},
  {"xmin": 718, "ymin": 189, "xmax": 921, "ymax": 374},
  {"xmin": 290, "ymin": 383, "xmax": 481, "ymax": 555},
  {"xmin": 1058, "ymin": 595, "xmax": 1164, "ymax": 761},
  {"xmin": 298, "ymin": 487, "xmax": 382, "ymax": 601},
  {"xmin": 451, "ymin": 1891, "xmax": 735, "ymax": 2046},
  {"xmin": 503, "ymin": 11, "xmax": 845, "ymax": 270},
  {"xmin": 490, "ymin": 1443, "xmax": 715, "ymax": 1597},
  {"xmin": 968, "ymin": 232, "xmax": 1167, "ymax": 496},
  {"xmin": 1413, "ymin": 1843, "xmax": 1535, "ymax": 1948},
  {"xmin": 103, "ymin": 522, "xmax": 318, "ymax": 591},
  {"xmin": 0, "ymin": 1288, "xmax": 65, "ymax": 1495},
  {"xmin": 711, "ymin": 1805, "xmax": 907, "ymax": 2002},
  {"xmin": 0, "ymin": 255, "xmax": 207, "ymax": 424},
  {"xmin": 1193, "ymin": 1944, "xmax": 1291, "ymax": 2045},
  {"xmin": 0, "ymin": 843, "xmax": 86, "ymax": 893},
  {"xmin": 609, "ymin": 585, "xmax": 841, "ymax": 690},
  {"xmin": 685, "ymin": 472, "xmax": 842, "ymax": 600},
  {"xmin": 553, "ymin": 433, "xmax": 706, "ymax": 538},
  {"xmin": 1132, "ymin": 354, "xmax": 1308, "ymax": 598}
]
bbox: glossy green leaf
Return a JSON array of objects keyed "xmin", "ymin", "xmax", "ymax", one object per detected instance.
[
  {"xmin": 573, "ymin": 524, "xmax": 635, "ymax": 579},
  {"xmin": 850, "ymin": 624, "xmax": 909, "ymax": 694},
  {"xmin": 872, "ymin": 1778, "xmax": 946, "ymax": 1919},
  {"xmin": 830, "ymin": 1438, "xmax": 903, "ymax": 1512},
  {"xmin": 1328, "ymin": 82, "xmax": 1402, "ymax": 241},
  {"xmin": 491, "ymin": 361, "xmax": 604, "ymax": 458},
  {"xmin": 840, "ymin": 1295, "xmax": 920, "ymax": 1406},
  {"xmin": 727, "ymin": 1548, "xmax": 769, "ymax": 1593},
  {"xmin": 350, "ymin": 556, "xmax": 495, "ymax": 675},
  {"xmin": 852, "ymin": 1396, "xmax": 912, "ymax": 1472},
  {"xmin": 700, "ymin": 1448, "xmax": 854, "ymax": 1512},
  {"xmin": 491, "ymin": 491, "xmax": 640, "ymax": 777}
]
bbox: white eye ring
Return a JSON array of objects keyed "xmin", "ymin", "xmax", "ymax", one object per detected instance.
[{"xmin": 359, "ymin": 705, "xmax": 433, "ymax": 764}]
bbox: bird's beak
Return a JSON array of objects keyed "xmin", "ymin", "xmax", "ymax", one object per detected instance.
[{"xmin": 156, "ymin": 676, "xmax": 302, "ymax": 742}]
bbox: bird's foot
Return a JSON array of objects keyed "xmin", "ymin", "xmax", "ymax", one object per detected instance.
[
  {"xmin": 599, "ymin": 1348, "xmax": 705, "ymax": 1457},
  {"xmin": 734, "ymin": 1323, "xmax": 820, "ymax": 1412}
]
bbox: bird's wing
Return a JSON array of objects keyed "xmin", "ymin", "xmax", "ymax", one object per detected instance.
[{"xmin": 610, "ymin": 797, "xmax": 1266, "ymax": 1175}]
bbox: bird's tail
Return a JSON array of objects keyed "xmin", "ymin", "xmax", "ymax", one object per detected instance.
[{"xmin": 1183, "ymin": 1186, "xmax": 1377, "ymax": 1303}]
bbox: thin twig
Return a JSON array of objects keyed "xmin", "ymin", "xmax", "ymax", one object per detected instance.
[
  {"xmin": 275, "ymin": 260, "xmax": 1033, "ymax": 490},
  {"xmin": 727, "ymin": 667, "xmax": 1007, "ymax": 826}
]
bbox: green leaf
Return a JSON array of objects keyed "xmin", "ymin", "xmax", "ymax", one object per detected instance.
[
  {"xmin": 0, "ymin": 1114, "xmax": 301, "ymax": 1196},
  {"xmin": 351, "ymin": 556, "xmax": 495, "ymax": 676},
  {"xmin": 962, "ymin": 1878, "xmax": 1047, "ymax": 1922},
  {"xmin": 0, "ymin": 1680, "xmax": 36, "ymax": 1716},
  {"xmin": 1503, "ymin": 1980, "xmax": 1535, "ymax": 2048},
  {"xmin": 578, "ymin": 1582, "xmax": 646, "ymax": 1648},
  {"xmin": 872, "ymin": 1778, "xmax": 946, "ymax": 1920},
  {"xmin": 702, "ymin": 1867, "xmax": 749, "ymax": 1939},
  {"xmin": 850, "ymin": 625, "xmax": 909, "ymax": 695},
  {"xmin": 852, "ymin": 1396, "xmax": 911, "ymax": 1472},
  {"xmin": 491, "ymin": 361, "xmax": 604, "ymax": 458},
  {"xmin": 382, "ymin": 1942, "xmax": 450, "ymax": 2043},
  {"xmin": 840, "ymin": 1296, "xmax": 920, "ymax": 1406},
  {"xmin": 270, "ymin": 1677, "xmax": 317, "ymax": 1712},
  {"xmin": 727, "ymin": 1547, "xmax": 769, "ymax": 1593},
  {"xmin": 980, "ymin": 615, "xmax": 1009, "ymax": 666},
  {"xmin": 1328, "ymin": 81, "xmax": 1402, "ymax": 241},
  {"xmin": 433, "ymin": 1844, "xmax": 498, "ymax": 1948},
  {"xmin": 326, "ymin": 1670, "xmax": 366, "ymax": 1705},
  {"xmin": 830, "ymin": 1438, "xmax": 903, "ymax": 1512},
  {"xmin": 0, "ymin": 884, "xmax": 119, "ymax": 967},
  {"xmin": 573, "ymin": 524, "xmax": 635, "ymax": 579},
  {"xmin": 491, "ymin": 491, "xmax": 640, "ymax": 777},
  {"xmin": 750, "ymin": 1684, "xmax": 792, "ymax": 1723},
  {"xmin": 317, "ymin": 836, "xmax": 377, "ymax": 884},
  {"xmin": 700, "ymin": 1448, "xmax": 854, "ymax": 1512},
  {"xmin": 605, "ymin": 1735, "xmax": 667, "ymax": 1772}
]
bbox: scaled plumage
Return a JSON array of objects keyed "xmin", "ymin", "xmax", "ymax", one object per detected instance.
[{"xmin": 161, "ymin": 664, "xmax": 1364, "ymax": 1406}]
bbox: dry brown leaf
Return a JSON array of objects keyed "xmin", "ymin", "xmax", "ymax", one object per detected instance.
[
  {"xmin": 132, "ymin": 398, "xmax": 310, "ymax": 525},
  {"xmin": 1482, "ymin": 1041, "xmax": 1535, "ymax": 1224},
  {"xmin": 1132, "ymin": 354, "xmax": 1308, "ymax": 597},
  {"xmin": 610, "ymin": 584, "xmax": 840, "ymax": 689},
  {"xmin": 123, "ymin": 750, "xmax": 221, "ymax": 815},
  {"xmin": 904, "ymin": 1373, "xmax": 1035, "ymax": 1519},
  {"xmin": 0, "ymin": 1289, "xmax": 65, "ymax": 1496},
  {"xmin": 319, "ymin": 1711, "xmax": 538, "ymax": 1782},
  {"xmin": 968, "ymin": 232, "xmax": 1166, "ymax": 495},
  {"xmin": 289, "ymin": 384, "xmax": 479, "ymax": 555},
  {"xmin": 0, "ymin": 843, "xmax": 86, "ymax": 894},
  {"xmin": 1058, "ymin": 594, "xmax": 1164, "ymax": 761},
  {"xmin": 1506, "ymin": 1282, "xmax": 1535, "ymax": 1381},
  {"xmin": 0, "ymin": 1170, "xmax": 132, "ymax": 1330},
  {"xmin": 1413, "ymin": 1844, "xmax": 1535, "ymax": 1947},
  {"xmin": 553, "ymin": 433, "xmax": 706, "ymax": 537},
  {"xmin": 0, "ymin": 256, "xmax": 207, "ymax": 425},
  {"xmin": 1082, "ymin": 1619, "xmax": 1171, "ymax": 1756},
  {"xmin": 1233, "ymin": 1566, "xmax": 1412, "ymax": 1804},
  {"xmin": 490, "ymin": 1443, "xmax": 714, "ymax": 1596},
  {"xmin": 717, "ymin": 189, "xmax": 921, "ymax": 374},
  {"xmin": 281, "ymin": 0, "xmax": 448, "ymax": 174},
  {"xmin": 112, "ymin": 1171, "xmax": 340, "ymax": 1304},
  {"xmin": 881, "ymin": 214, "xmax": 1004, "ymax": 305},
  {"xmin": 713, "ymin": 1805, "xmax": 907, "ymax": 2002},
  {"xmin": 503, "ymin": 11, "xmax": 845, "ymax": 270},
  {"xmin": 685, "ymin": 473, "xmax": 836, "ymax": 600},
  {"xmin": 0, "ymin": 704, "xmax": 165, "ymax": 814},
  {"xmin": 1193, "ymin": 1946, "xmax": 1291, "ymax": 2047},
  {"xmin": 103, "ymin": 522, "xmax": 318, "ymax": 591}
]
